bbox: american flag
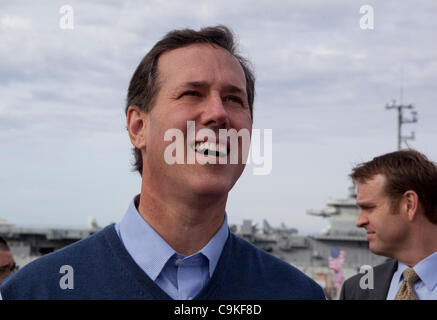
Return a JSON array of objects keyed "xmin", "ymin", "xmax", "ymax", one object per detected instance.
[
  {"xmin": 329, "ymin": 246, "xmax": 345, "ymax": 272},
  {"xmin": 329, "ymin": 246, "xmax": 345, "ymax": 292}
]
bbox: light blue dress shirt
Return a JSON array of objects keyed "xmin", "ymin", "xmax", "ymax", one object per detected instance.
[
  {"xmin": 114, "ymin": 195, "xmax": 229, "ymax": 300},
  {"xmin": 387, "ymin": 251, "xmax": 437, "ymax": 300}
]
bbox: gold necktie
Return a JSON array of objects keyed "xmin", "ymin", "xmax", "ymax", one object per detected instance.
[{"xmin": 394, "ymin": 268, "xmax": 420, "ymax": 300}]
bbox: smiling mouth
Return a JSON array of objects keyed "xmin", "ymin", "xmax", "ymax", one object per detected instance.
[{"xmin": 193, "ymin": 141, "xmax": 229, "ymax": 158}]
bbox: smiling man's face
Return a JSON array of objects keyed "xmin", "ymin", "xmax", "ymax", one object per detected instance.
[
  {"xmin": 142, "ymin": 43, "xmax": 252, "ymax": 199},
  {"xmin": 355, "ymin": 174, "xmax": 410, "ymax": 257}
]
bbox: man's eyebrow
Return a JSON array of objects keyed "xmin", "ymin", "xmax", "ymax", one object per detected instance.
[
  {"xmin": 223, "ymin": 84, "xmax": 245, "ymax": 95},
  {"xmin": 178, "ymin": 81, "xmax": 208, "ymax": 89},
  {"xmin": 356, "ymin": 202, "xmax": 375, "ymax": 209},
  {"xmin": 174, "ymin": 82, "xmax": 246, "ymax": 94},
  {"xmin": 171, "ymin": 81, "xmax": 208, "ymax": 94}
]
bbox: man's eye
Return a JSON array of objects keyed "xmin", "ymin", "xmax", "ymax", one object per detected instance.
[
  {"xmin": 181, "ymin": 91, "xmax": 200, "ymax": 97},
  {"xmin": 224, "ymin": 95, "xmax": 243, "ymax": 105}
]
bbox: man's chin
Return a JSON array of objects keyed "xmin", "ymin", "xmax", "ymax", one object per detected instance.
[
  {"xmin": 368, "ymin": 241, "xmax": 390, "ymax": 257},
  {"xmin": 190, "ymin": 181, "xmax": 233, "ymax": 198},
  {"xmin": 188, "ymin": 167, "xmax": 242, "ymax": 194}
]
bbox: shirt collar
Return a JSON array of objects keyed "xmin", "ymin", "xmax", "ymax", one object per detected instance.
[
  {"xmin": 198, "ymin": 213, "xmax": 229, "ymax": 278},
  {"xmin": 394, "ymin": 263, "xmax": 409, "ymax": 283},
  {"xmin": 396, "ymin": 251, "xmax": 437, "ymax": 291},
  {"xmin": 117, "ymin": 195, "xmax": 229, "ymax": 280},
  {"xmin": 414, "ymin": 251, "xmax": 437, "ymax": 291},
  {"xmin": 118, "ymin": 195, "xmax": 175, "ymax": 280}
]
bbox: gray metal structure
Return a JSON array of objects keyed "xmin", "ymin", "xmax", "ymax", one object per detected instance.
[
  {"xmin": 0, "ymin": 219, "xmax": 100, "ymax": 268},
  {"xmin": 386, "ymin": 99, "xmax": 418, "ymax": 150}
]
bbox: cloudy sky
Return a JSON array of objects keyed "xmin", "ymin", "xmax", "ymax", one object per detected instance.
[{"xmin": 1, "ymin": 0, "xmax": 436, "ymax": 234}]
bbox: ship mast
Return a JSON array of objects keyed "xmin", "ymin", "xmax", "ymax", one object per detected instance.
[{"xmin": 385, "ymin": 66, "xmax": 418, "ymax": 150}]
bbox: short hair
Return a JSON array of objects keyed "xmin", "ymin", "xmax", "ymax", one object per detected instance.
[
  {"xmin": 125, "ymin": 25, "xmax": 255, "ymax": 175},
  {"xmin": 0, "ymin": 236, "xmax": 10, "ymax": 251},
  {"xmin": 350, "ymin": 149, "xmax": 437, "ymax": 224}
]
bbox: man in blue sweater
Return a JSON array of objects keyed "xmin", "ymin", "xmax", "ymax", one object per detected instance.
[{"xmin": 0, "ymin": 25, "xmax": 325, "ymax": 300}]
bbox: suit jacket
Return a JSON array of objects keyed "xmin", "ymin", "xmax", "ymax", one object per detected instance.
[{"xmin": 339, "ymin": 259, "xmax": 398, "ymax": 300}]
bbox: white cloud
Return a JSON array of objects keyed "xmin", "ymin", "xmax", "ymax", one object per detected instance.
[{"xmin": 0, "ymin": 14, "xmax": 32, "ymax": 30}]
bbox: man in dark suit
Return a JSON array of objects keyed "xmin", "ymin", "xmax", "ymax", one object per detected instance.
[
  {"xmin": 340, "ymin": 150, "xmax": 437, "ymax": 300},
  {"xmin": 340, "ymin": 259, "xmax": 397, "ymax": 300}
]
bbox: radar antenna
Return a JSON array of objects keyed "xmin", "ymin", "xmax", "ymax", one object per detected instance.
[{"xmin": 385, "ymin": 66, "xmax": 418, "ymax": 150}]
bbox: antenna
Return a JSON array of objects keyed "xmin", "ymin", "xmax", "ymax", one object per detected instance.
[
  {"xmin": 386, "ymin": 66, "xmax": 418, "ymax": 150},
  {"xmin": 385, "ymin": 99, "xmax": 418, "ymax": 150},
  {"xmin": 400, "ymin": 64, "xmax": 403, "ymax": 105}
]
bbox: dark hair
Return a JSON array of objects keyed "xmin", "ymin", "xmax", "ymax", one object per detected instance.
[
  {"xmin": 0, "ymin": 236, "xmax": 10, "ymax": 251},
  {"xmin": 125, "ymin": 25, "xmax": 255, "ymax": 175},
  {"xmin": 350, "ymin": 149, "xmax": 437, "ymax": 224}
]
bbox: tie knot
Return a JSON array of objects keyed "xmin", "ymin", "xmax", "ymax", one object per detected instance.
[{"xmin": 403, "ymin": 268, "xmax": 419, "ymax": 284}]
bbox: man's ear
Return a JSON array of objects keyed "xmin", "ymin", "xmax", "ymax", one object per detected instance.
[
  {"xmin": 402, "ymin": 190, "xmax": 419, "ymax": 222},
  {"xmin": 126, "ymin": 105, "xmax": 148, "ymax": 150}
]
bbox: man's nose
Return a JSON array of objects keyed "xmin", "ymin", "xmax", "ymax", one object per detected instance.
[
  {"xmin": 201, "ymin": 94, "xmax": 228, "ymax": 128},
  {"xmin": 356, "ymin": 210, "xmax": 368, "ymax": 228}
]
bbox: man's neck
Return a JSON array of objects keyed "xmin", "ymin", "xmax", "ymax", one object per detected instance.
[
  {"xmin": 395, "ymin": 224, "xmax": 437, "ymax": 267},
  {"xmin": 136, "ymin": 184, "xmax": 228, "ymax": 256}
]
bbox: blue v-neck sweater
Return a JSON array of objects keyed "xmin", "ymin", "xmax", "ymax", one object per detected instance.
[{"xmin": 0, "ymin": 225, "xmax": 325, "ymax": 299}]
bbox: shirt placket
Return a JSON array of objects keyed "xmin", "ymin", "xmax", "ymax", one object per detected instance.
[{"xmin": 176, "ymin": 254, "xmax": 208, "ymax": 300}]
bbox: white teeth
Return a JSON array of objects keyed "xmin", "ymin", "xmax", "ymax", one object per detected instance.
[{"xmin": 194, "ymin": 142, "xmax": 227, "ymax": 157}]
